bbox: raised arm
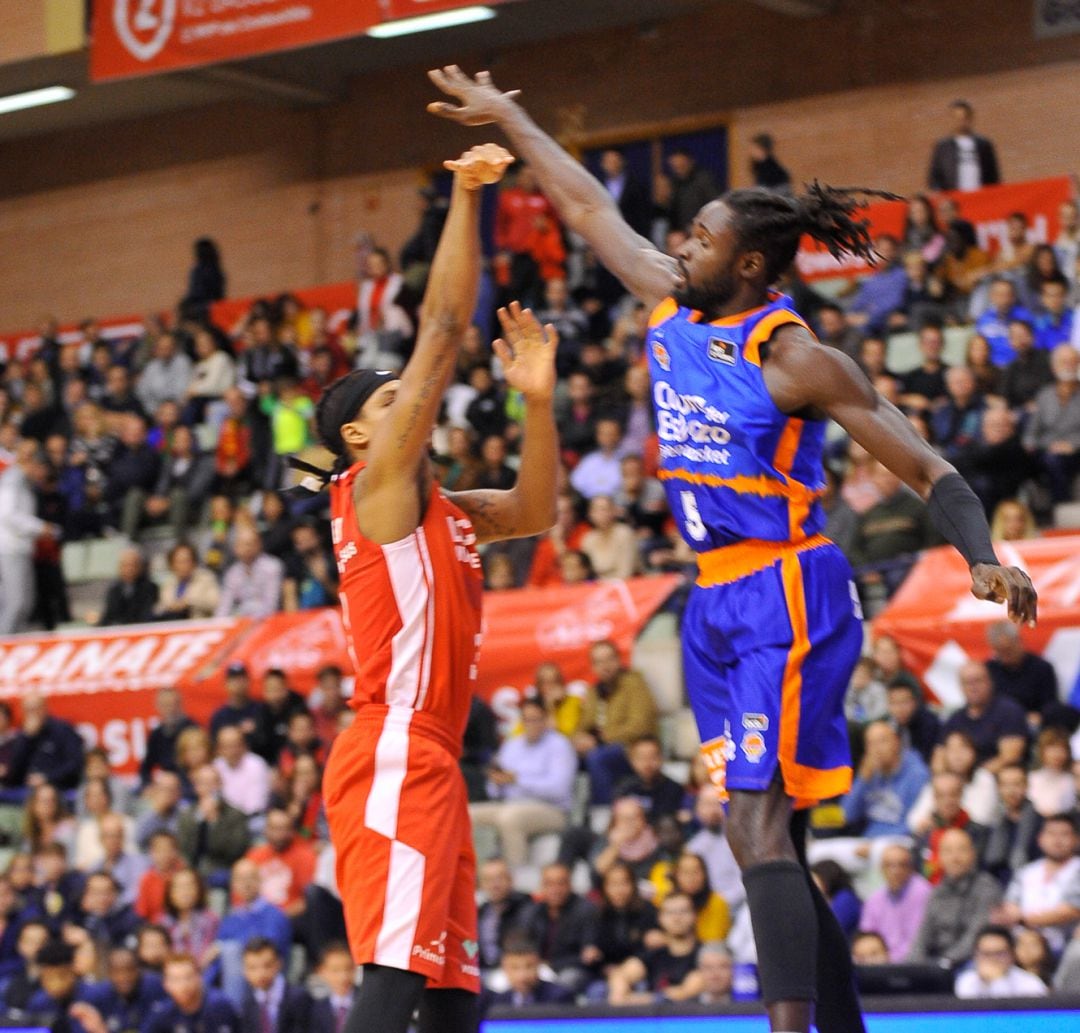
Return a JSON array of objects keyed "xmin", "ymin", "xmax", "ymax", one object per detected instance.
[
  {"xmin": 358, "ymin": 144, "xmax": 512, "ymax": 540},
  {"xmin": 763, "ymin": 324, "xmax": 1037, "ymax": 624},
  {"xmin": 428, "ymin": 66, "xmax": 677, "ymax": 308},
  {"xmin": 447, "ymin": 303, "xmax": 559, "ymax": 543}
]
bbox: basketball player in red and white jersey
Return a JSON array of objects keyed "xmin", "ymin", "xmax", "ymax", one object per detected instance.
[{"xmin": 317, "ymin": 144, "xmax": 560, "ymax": 1033}]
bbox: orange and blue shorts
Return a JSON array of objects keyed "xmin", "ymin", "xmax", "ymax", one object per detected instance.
[{"xmin": 685, "ymin": 535, "xmax": 863, "ymax": 809}]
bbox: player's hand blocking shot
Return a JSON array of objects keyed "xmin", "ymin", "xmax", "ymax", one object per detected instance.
[{"xmin": 429, "ymin": 67, "xmax": 1037, "ymax": 1033}]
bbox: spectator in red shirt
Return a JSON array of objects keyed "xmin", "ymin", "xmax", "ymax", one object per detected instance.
[
  {"xmin": 213, "ymin": 388, "xmax": 253, "ymax": 497},
  {"xmin": 494, "ymin": 164, "xmax": 559, "ymax": 307},
  {"xmin": 528, "ymin": 494, "xmax": 589, "ymax": 587},
  {"xmin": 309, "ymin": 665, "xmax": 348, "ymax": 748},
  {"xmin": 245, "ymin": 809, "xmax": 316, "ymax": 920},
  {"xmin": 135, "ymin": 831, "xmax": 185, "ymax": 924}
]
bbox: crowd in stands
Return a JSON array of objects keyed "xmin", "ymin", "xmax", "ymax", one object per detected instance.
[{"xmin": 0, "ymin": 97, "xmax": 1078, "ymax": 1025}]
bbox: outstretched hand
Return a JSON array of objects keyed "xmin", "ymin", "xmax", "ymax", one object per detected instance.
[
  {"xmin": 492, "ymin": 302, "xmax": 557, "ymax": 403},
  {"xmin": 428, "ymin": 66, "xmax": 521, "ymax": 126},
  {"xmin": 444, "ymin": 142, "xmax": 515, "ymax": 190},
  {"xmin": 970, "ymin": 563, "xmax": 1038, "ymax": 626}
]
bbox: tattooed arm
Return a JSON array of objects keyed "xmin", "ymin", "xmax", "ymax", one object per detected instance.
[
  {"xmin": 356, "ymin": 144, "xmax": 511, "ymax": 543},
  {"xmin": 447, "ymin": 304, "xmax": 559, "ymax": 544}
]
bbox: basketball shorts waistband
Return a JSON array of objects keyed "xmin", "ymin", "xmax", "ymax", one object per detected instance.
[{"xmin": 695, "ymin": 534, "xmax": 834, "ymax": 588}]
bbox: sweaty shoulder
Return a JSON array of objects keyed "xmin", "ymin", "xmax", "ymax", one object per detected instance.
[{"xmin": 762, "ymin": 322, "xmax": 868, "ymax": 416}]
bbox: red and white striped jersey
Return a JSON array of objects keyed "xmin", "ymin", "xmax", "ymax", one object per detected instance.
[{"xmin": 329, "ymin": 461, "xmax": 484, "ymax": 744}]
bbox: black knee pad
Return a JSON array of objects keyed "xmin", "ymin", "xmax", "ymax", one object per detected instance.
[{"xmin": 743, "ymin": 859, "xmax": 819, "ymax": 1005}]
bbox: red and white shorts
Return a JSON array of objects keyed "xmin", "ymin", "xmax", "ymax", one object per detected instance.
[{"xmin": 324, "ymin": 706, "xmax": 480, "ymax": 992}]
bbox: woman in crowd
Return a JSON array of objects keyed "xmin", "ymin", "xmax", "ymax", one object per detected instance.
[
  {"xmin": 21, "ymin": 784, "xmax": 75, "ymax": 857},
  {"xmin": 990, "ymin": 499, "xmax": 1038, "ymax": 541},
  {"xmin": 965, "ymin": 333, "xmax": 1002, "ymax": 398},
  {"xmin": 903, "ymin": 195, "xmax": 946, "ymax": 266},
  {"xmin": 656, "ymin": 851, "xmax": 731, "ymax": 944},
  {"xmin": 72, "ymin": 777, "xmax": 134, "ymax": 870},
  {"xmin": 183, "ymin": 328, "xmax": 236, "ymax": 423},
  {"xmin": 174, "ymin": 727, "xmax": 213, "ymax": 801},
  {"xmin": 1027, "ymin": 727, "xmax": 1076, "ymax": 817},
  {"xmin": 910, "ymin": 730, "xmax": 1000, "ymax": 832},
  {"xmin": 155, "ymin": 543, "xmax": 220, "ymax": 621},
  {"xmin": 582, "ymin": 860, "xmax": 658, "ymax": 998},
  {"xmin": 810, "ymin": 859, "xmax": 862, "ymax": 939},
  {"xmin": 162, "ymin": 868, "xmax": 219, "ymax": 970},
  {"xmin": 273, "ymin": 753, "xmax": 326, "ymax": 842}
]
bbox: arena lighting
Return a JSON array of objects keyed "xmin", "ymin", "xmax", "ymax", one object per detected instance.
[
  {"xmin": 367, "ymin": 5, "xmax": 497, "ymax": 38},
  {"xmin": 0, "ymin": 85, "xmax": 75, "ymax": 116}
]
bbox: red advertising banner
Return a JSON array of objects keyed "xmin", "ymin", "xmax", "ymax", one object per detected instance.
[
  {"xmin": 90, "ymin": 0, "xmax": 508, "ymax": 82},
  {"xmin": 0, "ymin": 619, "xmax": 244, "ymax": 772},
  {"xmin": 874, "ymin": 535, "xmax": 1080, "ymax": 711},
  {"xmin": 796, "ymin": 176, "xmax": 1075, "ymax": 281},
  {"xmin": 184, "ymin": 575, "xmax": 683, "ymax": 729},
  {"xmin": 0, "ymin": 576, "xmax": 679, "ymax": 772}
]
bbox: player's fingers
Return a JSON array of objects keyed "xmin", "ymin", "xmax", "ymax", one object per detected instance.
[
  {"xmin": 543, "ymin": 322, "xmax": 559, "ymax": 347},
  {"xmin": 492, "ymin": 338, "xmax": 512, "ymax": 366},
  {"xmin": 427, "ymin": 102, "xmax": 460, "ymax": 119},
  {"xmin": 428, "ymin": 68, "xmax": 455, "ymax": 93},
  {"xmin": 477, "ymin": 70, "xmax": 493, "ymax": 84},
  {"xmin": 496, "ymin": 306, "xmax": 520, "ymax": 344},
  {"xmin": 505, "ymin": 90, "xmax": 523, "ymax": 102}
]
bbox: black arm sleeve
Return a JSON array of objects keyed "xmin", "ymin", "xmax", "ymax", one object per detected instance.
[{"xmin": 926, "ymin": 472, "xmax": 999, "ymax": 568}]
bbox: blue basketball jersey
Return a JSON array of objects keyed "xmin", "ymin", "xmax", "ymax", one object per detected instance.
[{"xmin": 645, "ymin": 291, "xmax": 827, "ymax": 549}]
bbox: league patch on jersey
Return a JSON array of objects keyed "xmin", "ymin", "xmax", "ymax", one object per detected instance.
[
  {"xmin": 742, "ymin": 713, "xmax": 769, "ymax": 731},
  {"xmin": 708, "ymin": 337, "xmax": 738, "ymax": 366},
  {"xmin": 740, "ymin": 730, "xmax": 767, "ymax": 764},
  {"xmin": 652, "ymin": 340, "xmax": 672, "ymax": 371}
]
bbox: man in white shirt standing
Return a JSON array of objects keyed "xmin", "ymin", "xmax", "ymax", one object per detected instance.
[
  {"xmin": 927, "ymin": 100, "xmax": 1001, "ymax": 193},
  {"xmin": 954, "ymin": 925, "xmax": 1048, "ymax": 999},
  {"xmin": 0, "ymin": 440, "xmax": 56, "ymax": 634},
  {"xmin": 994, "ymin": 813, "xmax": 1080, "ymax": 954}
]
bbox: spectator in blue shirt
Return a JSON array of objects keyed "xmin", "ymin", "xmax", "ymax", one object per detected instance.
[
  {"xmin": 212, "ymin": 858, "xmax": 293, "ymax": 1008},
  {"xmin": 21, "ymin": 940, "xmax": 96, "ymax": 1031},
  {"xmin": 5, "ymin": 691, "xmax": 85, "ymax": 792},
  {"xmin": 143, "ymin": 954, "xmax": 240, "ymax": 1033},
  {"xmin": 844, "ymin": 722, "xmax": 930, "ymax": 839},
  {"xmin": 1034, "ymin": 277, "xmax": 1075, "ymax": 351},
  {"xmin": 209, "ymin": 663, "xmax": 265, "ymax": 748},
  {"xmin": 82, "ymin": 947, "xmax": 167, "ymax": 1033},
  {"xmin": 846, "ymin": 236, "xmax": 909, "ymax": 334},
  {"xmin": 976, "ymin": 278, "xmax": 1034, "ymax": 365}
]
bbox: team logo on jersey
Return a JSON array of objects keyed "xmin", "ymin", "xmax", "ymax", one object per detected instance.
[
  {"xmin": 412, "ymin": 932, "xmax": 447, "ymax": 966},
  {"xmin": 708, "ymin": 337, "xmax": 738, "ymax": 365},
  {"xmin": 742, "ymin": 713, "xmax": 769, "ymax": 731},
  {"xmin": 740, "ymin": 731, "xmax": 767, "ymax": 763},
  {"xmin": 652, "ymin": 340, "xmax": 672, "ymax": 371},
  {"xmin": 700, "ymin": 721, "xmax": 737, "ymax": 802}
]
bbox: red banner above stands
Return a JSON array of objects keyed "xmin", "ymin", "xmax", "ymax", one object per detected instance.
[
  {"xmin": 0, "ymin": 619, "xmax": 244, "ymax": 774},
  {"xmin": 90, "ymin": 1, "xmax": 509, "ymax": 82},
  {"xmin": 209, "ymin": 281, "xmax": 356, "ymax": 337},
  {"xmin": 1, "ymin": 575, "xmax": 679, "ymax": 774},
  {"xmin": 796, "ymin": 176, "xmax": 1075, "ymax": 281},
  {"xmin": 874, "ymin": 536, "xmax": 1080, "ymax": 711}
]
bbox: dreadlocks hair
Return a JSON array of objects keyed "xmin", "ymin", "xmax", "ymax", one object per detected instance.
[{"xmin": 725, "ymin": 181, "xmax": 905, "ymax": 284}]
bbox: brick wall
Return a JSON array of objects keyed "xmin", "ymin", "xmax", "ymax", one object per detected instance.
[{"xmin": 1, "ymin": 0, "xmax": 1077, "ymax": 326}]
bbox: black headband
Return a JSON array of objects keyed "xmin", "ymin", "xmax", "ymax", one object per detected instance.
[
  {"xmin": 319, "ymin": 369, "xmax": 397, "ymax": 456},
  {"xmin": 286, "ymin": 369, "xmax": 397, "ymax": 501}
]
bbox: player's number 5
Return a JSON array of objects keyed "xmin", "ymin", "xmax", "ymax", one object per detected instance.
[{"xmin": 681, "ymin": 491, "xmax": 707, "ymax": 542}]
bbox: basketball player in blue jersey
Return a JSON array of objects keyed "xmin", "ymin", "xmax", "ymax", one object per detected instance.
[{"xmin": 428, "ymin": 67, "xmax": 1037, "ymax": 1033}]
